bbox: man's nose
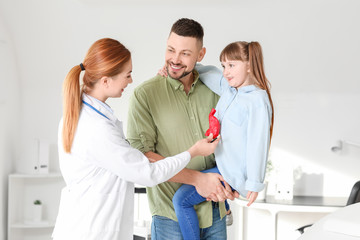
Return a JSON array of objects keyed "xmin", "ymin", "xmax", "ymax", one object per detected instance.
[{"xmin": 172, "ymin": 54, "xmax": 181, "ymax": 64}]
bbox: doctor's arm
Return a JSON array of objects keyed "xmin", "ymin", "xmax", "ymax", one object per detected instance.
[{"xmin": 90, "ymin": 121, "xmax": 220, "ymax": 186}]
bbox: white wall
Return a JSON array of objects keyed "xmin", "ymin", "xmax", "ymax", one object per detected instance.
[
  {"xmin": 0, "ymin": 15, "xmax": 20, "ymax": 240},
  {"xmin": 0, "ymin": 0, "xmax": 360, "ymax": 239}
]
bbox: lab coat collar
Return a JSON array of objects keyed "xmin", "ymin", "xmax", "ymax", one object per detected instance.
[{"xmin": 82, "ymin": 93, "xmax": 117, "ymax": 123}]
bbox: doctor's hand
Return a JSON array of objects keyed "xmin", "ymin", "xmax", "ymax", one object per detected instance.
[{"xmin": 187, "ymin": 134, "xmax": 220, "ymax": 158}]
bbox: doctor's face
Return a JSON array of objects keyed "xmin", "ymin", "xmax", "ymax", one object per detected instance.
[{"xmin": 108, "ymin": 59, "xmax": 133, "ymax": 98}]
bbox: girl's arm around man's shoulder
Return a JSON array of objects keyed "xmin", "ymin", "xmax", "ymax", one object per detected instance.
[{"xmin": 195, "ymin": 63, "xmax": 227, "ymax": 96}]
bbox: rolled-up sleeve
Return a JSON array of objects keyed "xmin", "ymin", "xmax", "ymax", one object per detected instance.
[
  {"xmin": 127, "ymin": 88, "xmax": 157, "ymax": 153},
  {"xmin": 245, "ymin": 103, "xmax": 271, "ymax": 192}
]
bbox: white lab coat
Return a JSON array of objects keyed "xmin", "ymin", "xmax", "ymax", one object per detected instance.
[{"xmin": 52, "ymin": 94, "xmax": 190, "ymax": 240}]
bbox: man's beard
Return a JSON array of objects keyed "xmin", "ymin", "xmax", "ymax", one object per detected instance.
[{"xmin": 166, "ymin": 65, "xmax": 193, "ymax": 80}]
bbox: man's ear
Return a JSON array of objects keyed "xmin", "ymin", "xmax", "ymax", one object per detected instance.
[{"xmin": 197, "ymin": 47, "xmax": 206, "ymax": 62}]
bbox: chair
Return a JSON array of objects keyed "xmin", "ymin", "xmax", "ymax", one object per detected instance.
[
  {"xmin": 346, "ymin": 180, "xmax": 360, "ymax": 205},
  {"xmin": 296, "ymin": 180, "xmax": 360, "ymax": 234}
]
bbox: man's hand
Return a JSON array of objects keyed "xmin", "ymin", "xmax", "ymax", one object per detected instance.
[
  {"xmin": 148, "ymin": 157, "xmax": 158, "ymax": 163},
  {"xmin": 145, "ymin": 151, "xmax": 239, "ymax": 202},
  {"xmin": 194, "ymin": 172, "xmax": 235, "ymax": 202},
  {"xmin": 206, "ymin": 180, "xmax": 239, "ymax": 202}
]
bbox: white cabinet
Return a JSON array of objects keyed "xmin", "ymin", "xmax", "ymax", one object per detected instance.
[
  {"xmin": 229, "ymin": 196, "xmax": 347, "ymax": 240},
  {"xmin": 8, "ymin": 173, "xmax": 65, "ymax": 240}
]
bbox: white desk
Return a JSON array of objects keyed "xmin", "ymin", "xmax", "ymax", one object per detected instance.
[{"xmin": 235, "ymin": 196, "xmax": 347, "ymax": 240}]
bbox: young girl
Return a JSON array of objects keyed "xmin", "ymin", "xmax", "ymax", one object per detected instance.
[
  {"xmin": 52, "ymin": 38, "xmax": 220, "ymax": 240},
  {"xmin": 172, "ymin": 41, "xmax": 274, "ymax": 240}
]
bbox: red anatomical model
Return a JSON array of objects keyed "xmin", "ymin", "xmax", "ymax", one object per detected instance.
[{"xmin": 205, "ymin": 108, "xmax": 220, "ymax": 139}]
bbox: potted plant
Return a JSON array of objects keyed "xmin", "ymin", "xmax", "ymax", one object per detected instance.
[{"xmin": 33, "ymin": 199, "xmax": 42, "ymax": 222}]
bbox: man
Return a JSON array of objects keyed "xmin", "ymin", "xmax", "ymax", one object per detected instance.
[{"xmin": 127, "ymin": 18, "xmax": 234, "ymax": 239}]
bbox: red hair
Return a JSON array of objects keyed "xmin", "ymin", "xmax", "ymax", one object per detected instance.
[{"xmin": 62, "ymin": 38, "xmax": 131, "ymax": 153}]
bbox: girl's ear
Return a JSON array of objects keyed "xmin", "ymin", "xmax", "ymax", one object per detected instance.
[{"xmin": 247, "ymin": 62, "xmax": 251, "ymax": 73}]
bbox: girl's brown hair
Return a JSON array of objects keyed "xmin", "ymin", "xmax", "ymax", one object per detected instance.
[
  {"xmin": 220, "ymin": 41, "xmax": 274, "ymax": 139},
  {"xmin": 62, "ymin": 38, "xmax": 131, "ymax": 153}
]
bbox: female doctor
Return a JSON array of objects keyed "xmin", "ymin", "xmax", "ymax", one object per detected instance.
[{"xmin": 52, "ymin": 38, "xmax": 219, "ymax": 240}]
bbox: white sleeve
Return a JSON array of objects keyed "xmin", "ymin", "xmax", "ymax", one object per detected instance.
[{"xmin": 89, "ymin": 121, "xmax": 190, "ymax": 186}]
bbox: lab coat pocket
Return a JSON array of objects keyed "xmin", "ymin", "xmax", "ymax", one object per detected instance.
[
  {"xmin": 85, "ymin": 190, "xmax": 123, "ymax": 232},
  {"xmin": 53, "ymin": 187, "xmax": 90, "ymax": 238},
  {"xmin": 54, "ymin": 187, "xmax": 123, "ymax": 239}
]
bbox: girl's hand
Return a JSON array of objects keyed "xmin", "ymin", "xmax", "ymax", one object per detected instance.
[
  {"xmin": 157, "ymin": 65, "xmax": 168, "ymax": 77},
  {"xmin": 246, "ymin": 191, "xmax": 258, "ymax": 206}
]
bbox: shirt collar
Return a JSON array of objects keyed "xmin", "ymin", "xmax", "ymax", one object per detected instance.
[
  {"xmin": 236, "ymin": 84, "xmax": 258, "ymax": 93},
  {"xmin": 82, "ymin": 93, "xmax": 117, "ymax": 122},
  {"xmin": 166, "ymin": 70, "xmax": 200, "ymax": 91}
]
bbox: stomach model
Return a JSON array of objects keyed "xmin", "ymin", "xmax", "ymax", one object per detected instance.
[{"xmin": 205, "ymin": 108, "xmax": 220, "ymax": 139}]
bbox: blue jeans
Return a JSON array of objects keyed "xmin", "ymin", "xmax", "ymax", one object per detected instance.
[
  {"xmin": 151, "ymin": 201, "xmax": 226, "ymax": 240},
  {"xmin": 172, "ymin": 167, "xmax": 230, "ymax": 240}
]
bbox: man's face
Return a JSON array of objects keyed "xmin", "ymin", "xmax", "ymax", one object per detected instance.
[{"xmin": 165, "ymin": 32, "xmax": 204, "ymax": 81}]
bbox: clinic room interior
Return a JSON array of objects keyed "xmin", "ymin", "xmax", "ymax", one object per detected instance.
[{"xmin": 1, "ymin": 0, "xmax": 359, "ymax": 239}]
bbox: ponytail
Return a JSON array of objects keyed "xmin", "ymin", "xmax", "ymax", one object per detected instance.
[
  {"xmin": 248, "ymin": 42, "xmax": 274, "ymax": 140},
  {"xmin": 61, "ymin": 38, "xmax": 131, "ymax": 153},
  {"xmin": 62, "ymin": 65, "xmax": 82, "ymax": 153}
]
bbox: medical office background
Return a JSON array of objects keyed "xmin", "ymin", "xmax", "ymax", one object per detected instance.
[{"xmin": 0, "ymin": 0, "xmax": 359, "ymax": 239}]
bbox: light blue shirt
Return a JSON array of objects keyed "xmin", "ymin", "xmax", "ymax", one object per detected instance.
[{"xmin": 196, "ymin": 64, "xmax": 272, "ymax": 197}]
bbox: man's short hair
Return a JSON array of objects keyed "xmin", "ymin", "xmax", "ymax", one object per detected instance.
[{"xmin": 170, "ymin": 18, "xmax": 204, "ymax": 46}]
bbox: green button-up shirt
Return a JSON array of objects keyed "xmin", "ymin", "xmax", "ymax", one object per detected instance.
[{"xmin": 127, "ymin": 71, "xmax": 225, "ymax": 228}]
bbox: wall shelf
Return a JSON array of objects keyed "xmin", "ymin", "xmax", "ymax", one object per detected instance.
[
  {"xmin": 11, "ymin": 221, "xmax": 55, "ymax": 229},
  {"xmin": 8, "ymin": 173, "xmax": 65, "ymax": 240}
]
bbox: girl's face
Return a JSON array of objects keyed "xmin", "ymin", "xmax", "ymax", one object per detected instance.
[
  {"xmin": 221, "ymin": 59, "xmax": 251, "ymax": 89},
  {"xmin": 107, "ymin": 59, "xmax": 133, "ymax": 98}
]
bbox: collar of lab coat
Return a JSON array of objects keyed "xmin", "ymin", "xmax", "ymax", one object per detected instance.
[{"xmin": 82, "ymin": 93, "xmax": 118, "ymax": 123}]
